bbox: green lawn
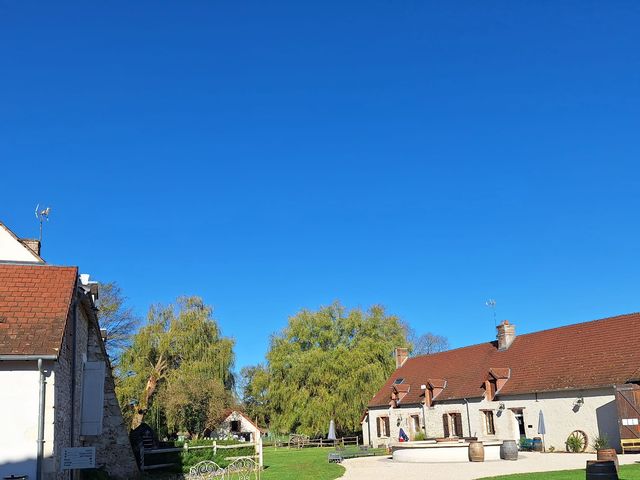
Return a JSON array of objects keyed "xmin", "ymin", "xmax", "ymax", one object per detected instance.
[
  {"xmin": 262, "ymin": 447, "xmax": 345, "ymax": 480},
  {"xmin": 478, "ymin": 463, "xmax": 640, "ymax": 480}
]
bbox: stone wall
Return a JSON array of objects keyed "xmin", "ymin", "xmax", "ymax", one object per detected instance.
[
  {"xmin": 82, "ymin": 306, "xmax": 138, "ymax": 478},
  {"xmin": 48, "ymin": 292, "xmax": 138, "ymax": 479}
]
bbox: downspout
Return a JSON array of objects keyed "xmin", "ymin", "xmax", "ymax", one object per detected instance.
[
  {"xmin": 366, "ymin": 411, "xmax": 372, "ymax": 447},
  {"xmin": 37, "ymin": 358, "xmax": 47, "ymax": 480},
  {"xmin": 422, "ymin": 403, "xmax": 427, "ymax": 437},
  {"xmin": 464, "ymin": 398, "xmax": 472, "ymax": 438},
  {"xmin": 69, "ymin": 293, "xmax": 78, "ymax": 480}
]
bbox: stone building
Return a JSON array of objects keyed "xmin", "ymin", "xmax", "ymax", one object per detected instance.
[
  {"xmin": 0, "ymin": 223, "xmax": 137, "ymax": 479},
  {"xmin": 213, "ymin": 410, "xmax": 263, "ymax": 442},
  {"xmin": 363, "ymin": 314, "xmax": 640, "ymax": 453}
]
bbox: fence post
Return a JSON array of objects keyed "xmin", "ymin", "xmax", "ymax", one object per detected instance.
[
  {"xmin": 213, "ymin": 440, "xmax": 217, "ymax": 456},
  {"xmin": 184, "ymin": 441, "xmax": 189, "ymax": 452},
  {"xmin": 258, "ymin": 437, "xmax": 263, "ymax": 469},
  {"xmin": 357, "ymin": 436, "xmax": 359, "ymax": 448}
]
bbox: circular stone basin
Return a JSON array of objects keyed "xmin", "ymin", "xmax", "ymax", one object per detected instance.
[{"xmin": 392, "ymin": 440, "xmax": 503, "ymax": 463}]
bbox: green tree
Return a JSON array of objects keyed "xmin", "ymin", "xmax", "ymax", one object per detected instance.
[
  {"xmin": 116, "ymin": 296, "xmax": 235, "ymax": 433},
  {"xmin": 240, "ymin": 364, "xmax": 270, "ymax": 427},
  {"xmin": 262, "ymin": 302, "xmax": 409, "ymax": 436}
]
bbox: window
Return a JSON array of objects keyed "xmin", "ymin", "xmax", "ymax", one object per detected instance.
[
  {"xmin": 377, "ymin": 416, "xmax": 390, "ymax": 437},
  {"xmin": 230, "ymin": 420, "xmax": 241, "ymax": 433},
  {"xmin": 451, "ymin": 413, "xmax": 463, "ymax": 437},
  {"xmin": 442, "ymin": 412, "xmax": 463, "ymax": 437},
  {"xmin": 484, "ymin": 411, "xmax": 496, "ymax": 435},
  {"xmin": 394, "ymin": 378, "xmax": 404, "ymax": 385},
  {"xmin": 410, "ymin": 415, "xmax": 420, "ymax": 435}
]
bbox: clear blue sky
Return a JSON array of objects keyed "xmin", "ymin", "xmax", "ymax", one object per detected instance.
[{"xmin": 1, "ymin": 1, "xmax": 639, "ymax": 371}]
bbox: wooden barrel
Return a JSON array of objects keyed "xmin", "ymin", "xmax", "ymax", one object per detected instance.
[
  {"xmin": 500, "ymin": 440, "xmax": 518, "ymax": 460},
  {"xmin": 468, "ymin": 441, "xmax": 484, "ymax": 462},
  {"xmin": 586, "ymin": 460, "xmax": 618, "ymax": 480},
  {"xmin": 596, "ymin": 449, "xmax": 619, "ymax": 472},
  {"xmin": 532, "ymin": 437, "xmax": 543, "ymax": 452}
]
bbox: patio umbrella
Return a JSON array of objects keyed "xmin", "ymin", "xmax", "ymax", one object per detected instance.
[
  {"xmin": 328, "ymin": 419, "xmax": 336, "ymax": 441},
  {"xmin": 538, "ymin": 410, "xmax": 546, "ymax": 452}
]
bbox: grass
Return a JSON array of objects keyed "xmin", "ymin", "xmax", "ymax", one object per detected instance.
[
  {"xmin": 262, "ymin": 447, "xmax": 345, "ymax": 480},
  {"xmin": 478, "ymin": 463, "xmax": 640, "ymax": 480}
]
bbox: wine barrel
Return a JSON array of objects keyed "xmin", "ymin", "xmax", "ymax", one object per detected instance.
[
  {"xmin": 586, "ymin": 460, "xmax": 618, "ymax": 480},
  {"xmin": 596, "ymin": 449, "xmax": 619, "ymax": 472},
  {"xmin": 500, "ymin": 440, "xmax": 518, "ymax": 460},
  {"xmin": 468, "ymin": 441, "xmax": 485, "ymax": 462},
  {"xmin": 532, "ymin": 437, "xmax": 543, "ymax": 452}
]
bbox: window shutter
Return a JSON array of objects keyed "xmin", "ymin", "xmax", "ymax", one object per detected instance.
[
  {"xmin": 376, "ymin": 417, "xmax": 381, "ymax": 437},
  {"xmin": 384, "ymin": 417, "xmax": 390, "ymax": 437},
  {"xmin": 454, "ymin": 413, "xmax": 463, "ymax": 437},
  {"xmin": 80, "ymin": 361, "xmax": 106, "ymax": 435},
  {"xmin": 442, "ymin": 414, "xmax": 449, "ymax": 437}
]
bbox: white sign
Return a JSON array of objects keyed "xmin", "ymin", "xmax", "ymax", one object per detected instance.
[
  {"xmin": 622, "ymin": 418, "xmax": 639, "ymax": 426},
  {"xmin": 61, "ymin": 447, "xmax": 96, "ymax": 469}
]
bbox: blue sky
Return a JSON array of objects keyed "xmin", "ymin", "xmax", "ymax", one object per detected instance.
[{"xmin": 1, "ymin": 1, "xmax": 639, "ymax": 371}]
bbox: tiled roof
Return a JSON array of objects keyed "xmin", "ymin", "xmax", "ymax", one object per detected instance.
[
  {"xmin": 0, "ymin": 264, "xmax": 77, "ymax": 356},
  {"xmin": 369, "ymin": 313, "xmax": 640, "ymax": 407}
]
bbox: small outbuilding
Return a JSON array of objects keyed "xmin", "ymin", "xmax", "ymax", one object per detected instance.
[{"xmin": 213, "ymin": 410, "xmax": 263, "ymax": 442}]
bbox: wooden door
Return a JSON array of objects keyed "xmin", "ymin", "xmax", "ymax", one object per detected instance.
[{"xmin": 616, "ymin": 384, "xmax": 640, "ymax": 439}]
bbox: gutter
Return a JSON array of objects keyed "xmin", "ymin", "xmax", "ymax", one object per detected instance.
[
  {"xmin": 37, "ymin": 358, "xmax": 47, "ymax": 480},
  {"xmin": 0, "ymin": 355, "xmax": 57, "ymax": 361}
]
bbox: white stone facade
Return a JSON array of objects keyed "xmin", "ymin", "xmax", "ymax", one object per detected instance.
[
  {"xmin": 363, "ymin": 387, "xmax": 621, "ymax": 452},
  {"xmin": 214, "ymin": 411, "xmax": 262, "ymax": 442}
]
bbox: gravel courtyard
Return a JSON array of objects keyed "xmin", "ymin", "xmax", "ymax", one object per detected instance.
[{"xmin": 340, "ymin": 452, "xmax": 640, "ymax": 480}]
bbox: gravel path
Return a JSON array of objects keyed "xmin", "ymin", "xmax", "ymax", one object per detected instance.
[{"xmin": 340, "ymin": 452, "xmax": 640, "ymax": 480}]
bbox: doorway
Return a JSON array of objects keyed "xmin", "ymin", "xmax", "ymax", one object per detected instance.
[{"xmin": 512, "ymin": 409, "xmax": 526, "ymax": 438}]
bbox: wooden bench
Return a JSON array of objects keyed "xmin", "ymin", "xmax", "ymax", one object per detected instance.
[{"xmin": 621, "ymin": 438, "xmax": 640, "ymax": 454}]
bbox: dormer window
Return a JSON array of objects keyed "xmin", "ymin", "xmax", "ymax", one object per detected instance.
[
  {"xmin": 424, "ymin": 379, "xmax": 446, "ymax": 407},
  {"xmin": 484, "ymin": 368, "xmax": 510, "ymax": 401}
]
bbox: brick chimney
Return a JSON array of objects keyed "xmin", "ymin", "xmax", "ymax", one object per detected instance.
[
  {"xmin": 394, "ymin": 347, "xmax": 409, "ymax": 369},
  {"xmin": 496, "ymin": 320, "xmax": 516, "ymax": 351},
  {"xmin": 20, "ymin": 238, "xmax": 41, "ymax": 256}
]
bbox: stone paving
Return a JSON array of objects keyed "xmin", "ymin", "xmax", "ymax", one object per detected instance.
[{"xmin": 340, "ymin": 452, "xmax": 640, "ymax": 480}]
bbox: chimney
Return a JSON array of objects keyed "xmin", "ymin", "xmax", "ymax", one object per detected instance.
[
  {"xmin": 394, "ymin": 347, "xmax": 409, "ymax": 369},
  {"xmin": 20, "ymin": 238, "xmax": 41, "ymax": 256},
  {"xmin": 496, "ymin": 320, "xmax": 516, "ymax": 351}
]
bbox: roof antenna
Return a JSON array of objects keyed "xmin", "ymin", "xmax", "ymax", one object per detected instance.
[
  {"xmin": 485, "ymin": 299, "xmax": 497, "ymax": 327},
  {"xmin": 35, "ymin": 204, "xmax": 51, "ymax": 242}
]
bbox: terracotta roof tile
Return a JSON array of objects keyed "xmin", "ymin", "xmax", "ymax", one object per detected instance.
[
  {"xmin": 369, "ymin": 313, "xmax": 640, "ymax": 407},
  {"xmin": 0, "ymin": 264, "xmax": 77, "ymax": 356}
]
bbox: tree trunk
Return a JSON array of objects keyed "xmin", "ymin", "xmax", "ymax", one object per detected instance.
[{"xmin": 131, "ymin": 355, "xmax": 167, "ymax": 430}]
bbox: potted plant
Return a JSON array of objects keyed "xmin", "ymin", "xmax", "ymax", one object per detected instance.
[{"xmin": 594, "ymin": 434, "xmax": 618, "ymax": 472}]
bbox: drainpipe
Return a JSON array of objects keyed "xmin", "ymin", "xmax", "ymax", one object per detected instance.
[
  {"xmin": 464, "ymin": 398, "xmax": 472, "ymax": 438},
  {"xmin": 422, "ymin": 403, "xmax": 427, "ymax": 437},
  {"xmin": 366, "ymin": 411, "xmax": 372, "ymax": 447},
  {"xmin": 37, "ymin": 358, "xmax": 47, "ymax": 480},
  {"xmin": 69, "ymin": 294, "xmax": 78, "ymax": 480}
]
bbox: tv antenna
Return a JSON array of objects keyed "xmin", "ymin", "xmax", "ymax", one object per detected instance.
[
  {"xmin": 35, "ymin": 204, "xmax": 51, "ymax": 242},
  {"xmin": 485, "ymin": 299, "xmax": 497, "ymax": 327}
]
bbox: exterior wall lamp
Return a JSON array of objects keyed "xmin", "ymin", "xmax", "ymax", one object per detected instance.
[{"xmin": 499, "ymin": 402, "xmax": 506, "ymax": 410}]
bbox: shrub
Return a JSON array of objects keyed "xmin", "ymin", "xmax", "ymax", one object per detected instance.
[
  {"xmin": 413, "ymin": 432, "xmax": 427, "ymax": 441},
  {"xmin": 593, "ymin": 434, "xmax": 610, "ymax": 450},
  {"xmin": 566, "ymin": 434, "xmax": 584, "ymax": 453}
]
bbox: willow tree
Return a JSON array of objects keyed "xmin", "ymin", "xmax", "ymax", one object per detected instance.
[
  {"xmin": 116, "ymin": 296, "xmax": 235, "ymax": 433},
  {"xmin": 262, "ymin": 302, "xmax": 409, "ymax": 436}
]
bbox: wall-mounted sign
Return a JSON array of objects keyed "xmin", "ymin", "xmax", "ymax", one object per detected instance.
[
  {"xmin": 622, "ymin": 418, "xmax": 639, "ymax": 426},
  {"xmin": 61, "ymin": 447, "xmax": 96, "ymax": 469}
]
